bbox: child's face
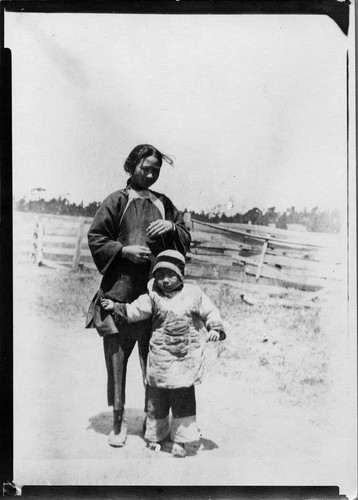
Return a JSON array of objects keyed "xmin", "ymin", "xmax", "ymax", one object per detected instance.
[
  {"xmin": 155, "ymin": 268, "xmax": 182, "ymax": 293},
  {"xmin": 130, "ymin": 155, "xmax": 161, "ymax": 190}
]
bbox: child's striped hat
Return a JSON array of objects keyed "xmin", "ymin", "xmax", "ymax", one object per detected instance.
[{"xmin": 152, "ymin": 250, "xmax": 185, "ymax": 281}]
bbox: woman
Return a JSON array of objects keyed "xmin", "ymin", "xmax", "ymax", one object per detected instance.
[{"xmin": 86, "ymin": 144, "xmax": 191, "ymax": 447}]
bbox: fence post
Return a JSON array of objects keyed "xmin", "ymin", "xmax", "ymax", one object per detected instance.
[
  {"xmin": 36, "ymin": 219, "xmax": 44, "ymax": 266},
  {"xmin": 32, "ymin": 219, "xmax": 38, "ymax": 263},
  {"xmin": 184, "ymin": 211, "xmax": 192, "ymax": 231},
  {"xmin": 72, "ymin": 217, "xmax": 85, "ymax": 271},
  {"xmin": 255, "ymin": 239, "xmax": 268, "ymax": 281}
]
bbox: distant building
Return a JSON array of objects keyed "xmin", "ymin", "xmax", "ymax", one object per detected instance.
[{"xmin": 30, "ymin": 188, "xmax": 46, "ymax": 201}]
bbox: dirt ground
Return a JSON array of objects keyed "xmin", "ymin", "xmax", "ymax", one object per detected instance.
[{"xmin": 12, "ymin": 262, "xmax": 356, "ymax": 496}]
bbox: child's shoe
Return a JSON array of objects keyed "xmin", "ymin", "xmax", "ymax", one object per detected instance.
[
  {"xmin": 146, "ymin": 434, "xmax": 171, "ymax": 453},
  {"xmin": 147, "ymin": 441, "xmax": 161, "ymax": 452},
  {"xmin": 172, "ymin": 442, "xmax": 186, "ymax": 458}
]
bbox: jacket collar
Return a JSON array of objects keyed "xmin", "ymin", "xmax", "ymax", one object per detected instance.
[
  {"xmin": 119, "ymin": 186, "xmax": 130, "ymax": 196},
  {"xmin": 120, "ymin": 185, "xmax": 164, "ymax": 201}
]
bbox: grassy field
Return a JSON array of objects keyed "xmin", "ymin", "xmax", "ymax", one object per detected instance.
[{"xmin": 32, "ymin": 265, "xmax": 329, "ymax": 408}]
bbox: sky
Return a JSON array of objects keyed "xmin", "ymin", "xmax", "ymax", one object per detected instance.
[{"xmin": 5, "ymin": 12, "xmax": 352, "ymax": 215}]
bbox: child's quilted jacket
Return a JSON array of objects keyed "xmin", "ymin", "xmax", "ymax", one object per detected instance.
[{"xmin": 113, "ymin": 279, "xmax": 225, "ymax": 389}]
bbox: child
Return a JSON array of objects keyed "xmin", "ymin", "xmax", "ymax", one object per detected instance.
[
  {"xmin": 101, "ymin": 249, "xmax": 226, "ymax": 457},
  {"xmin": 86, "ymin": 144, "xmax": 191, "ymax": 447}
]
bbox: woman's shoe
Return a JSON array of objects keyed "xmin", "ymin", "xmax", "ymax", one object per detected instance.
[{"xmin": 108, "ymin": 421, "xmax": 127, "ymax": 447}]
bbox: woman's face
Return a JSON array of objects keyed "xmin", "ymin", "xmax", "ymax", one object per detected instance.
[{"xmin": 130, "ymin": 155, "xmax": 161, "ymax": 190}]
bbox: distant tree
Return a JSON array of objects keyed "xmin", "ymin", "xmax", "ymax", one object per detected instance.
[
  {"xmin": 13, "ymin": 197, "xmax": 342, "ymax": 233},
  {"xmin": 242, "ymin": 207, "xmax": 262, "ymax": 224},
  {"xmin": 15, "ymin": 197, "xmax": 27, "ymax": 212},
  {"xmin": 220, "ymin": 213, "xmax": 230, "ymax": 223},
  {"xmin": 210, "ymin": 214, "xmax": 220, "ymax": 223},
  {"xmin": 84, "ymin": 201, "xmax": 101, "ymax": 217},
  {"xmin": 232, "ymin": 212, "xmax": 243, "ymax": 223},
  {"xmin": 305, "ymin": 208, "xmax": 341, "ymax": 233},
  {"xmin": 287, "ymin": 206, "xmax": 298, "ymax": 224},
  {"xmin": 256, "ymin": 207, "xmax": 279, "ymax": 226},
  {"xmin": 276, "ymin": 211, "xmax": 288, "ymax": 229}
]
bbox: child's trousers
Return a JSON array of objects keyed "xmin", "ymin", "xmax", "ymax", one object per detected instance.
[{"xmin": 145, "ymin": 385, "xmax": 200, "ymax": 443}]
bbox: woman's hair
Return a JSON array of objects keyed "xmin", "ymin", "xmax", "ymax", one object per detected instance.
[{"xmin": 124, "ymin": 144, "xmax": 173, "ymax": 176}]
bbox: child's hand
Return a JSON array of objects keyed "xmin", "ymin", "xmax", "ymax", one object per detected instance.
[
  {"xmin": 207, "ymin": 330, "xmax": 220, "ymax": 342},
  {"xmin": 100, "ymin": 298, "xmax": 114, "ymax": 311}
]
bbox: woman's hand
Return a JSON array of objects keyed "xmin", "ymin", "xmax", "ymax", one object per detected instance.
[
  {"xmin": 146, "ymin": 220, "xmax": 174, "ymax": 238},
  {"xmin": 207, "ymin": 330, "xmax": 220, "ymax": 342},
  {"xmin": 121, "ymin": 245, "xmax": 152, "ymax": 264}
]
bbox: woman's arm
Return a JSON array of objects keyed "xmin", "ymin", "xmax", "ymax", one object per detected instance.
[
  {"xmin": 165, "ymin": 197, "xmax": 191, "ymax": 255},
  {"xmin": 87, "ymin": 192, "xmax": 125, "ymax": 275},
  {"xmin": 149, "ymin": 193, "xmax": 191, "ymax": 256}
]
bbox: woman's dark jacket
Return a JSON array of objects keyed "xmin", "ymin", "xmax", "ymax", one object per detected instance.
[{"xmin": 85, "ymin": 186, "xmax": 191, "ymax": 336}]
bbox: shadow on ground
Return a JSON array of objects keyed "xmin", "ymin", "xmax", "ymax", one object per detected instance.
[
  {"xmin": 159, "ymin": 437, "xmax": 218, "ymax": 456},
  {"xmin": 87, "ymin": 408, "xmax": 146, "ymax": 437},
  {"xmin": 88, "ymin": 408, "xmax": 219, "ymax": 454}
]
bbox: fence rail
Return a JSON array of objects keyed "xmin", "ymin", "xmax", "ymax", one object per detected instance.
[{"xmin": 13, "ymin": 212, "xmax": 344, "ymax": 290}]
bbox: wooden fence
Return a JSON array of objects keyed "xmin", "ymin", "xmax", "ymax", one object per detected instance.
[
  {"xmin": 14, "ymin": 212, "xmax": 95, "ymax": 271},
  {"xmin": 188, "ymin": 219, "xmax": 344, "ymax": 290},
  {"xmin": 13, "ymin": 211, "xmax": 345, "ymax": 290}
]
